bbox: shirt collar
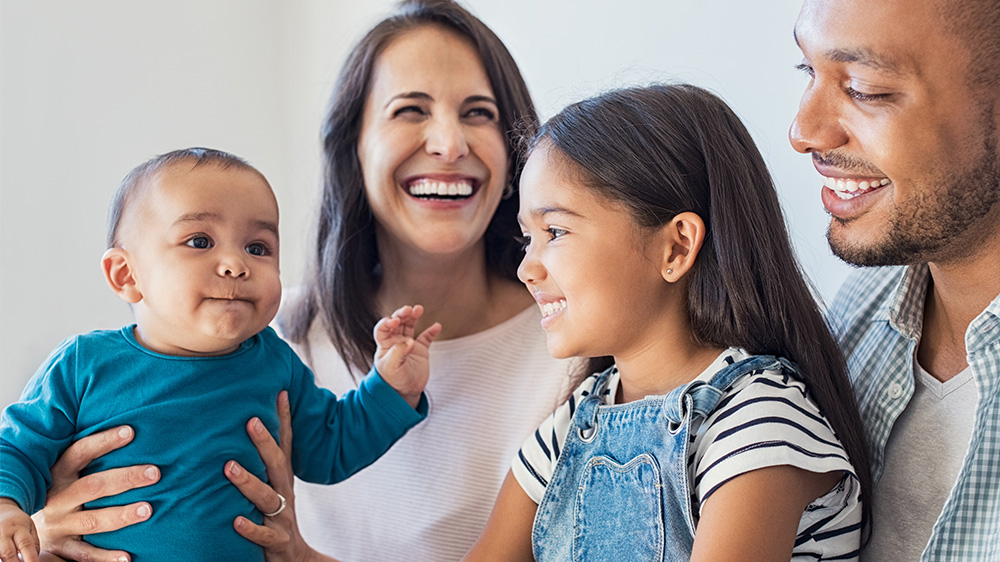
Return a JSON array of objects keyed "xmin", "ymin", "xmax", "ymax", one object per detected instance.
[{"xmin": 878, "ymin": 264, "xmax": 930, "ymax": 341}]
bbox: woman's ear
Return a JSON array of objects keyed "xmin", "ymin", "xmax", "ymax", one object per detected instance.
[
  {"xmin": 659, "ymin": 212, "xmax": 706, "ymax": 283},
  {"xmin": 102, "ymin": 248, "xmax": 142, "ymax": 303}
]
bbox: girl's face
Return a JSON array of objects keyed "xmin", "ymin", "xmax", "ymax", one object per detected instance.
[
  {"xmin": 357, "ymin": 25, "xmax": 508, "ymax": 263},
  {"xmin": 517, "ymin": 145, "xmax": 674, "ymax": 361}
]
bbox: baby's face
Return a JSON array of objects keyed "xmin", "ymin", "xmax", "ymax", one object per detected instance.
[{"xmin": 123, "ymin": 163, "xmax": 281, "ymax": 356}]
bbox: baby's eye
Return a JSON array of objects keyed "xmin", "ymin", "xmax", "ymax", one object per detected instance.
[
  {"xmin": 185, "ymin": 236, "xmax": 212, "ymax": 249},
  {"xmin": 246, "ymin": 242, "xmax": 269, "ymax": 256}
]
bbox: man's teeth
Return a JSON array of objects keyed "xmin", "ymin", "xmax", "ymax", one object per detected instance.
[
  {"xmin": 408, "ymin": 180, "xmax": 473, "ymax": 197},
  {"xmin": 541, "ymin": 300, "xmax": 567, "ymax": 317},
  {"xmin": 823, "ymin": 176, "xmax": 891, "ymax": 200}
]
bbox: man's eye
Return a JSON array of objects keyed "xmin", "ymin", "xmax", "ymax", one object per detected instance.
[
  {"xmin": 246, "ymin": 243, "xmax": 268, "ymax": 256},
  {"xmin": 186, "ymin": 236, "xmax": 212, "ymax": 249}
]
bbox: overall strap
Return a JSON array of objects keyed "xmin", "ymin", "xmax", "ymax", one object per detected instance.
[
  {"xmin": 573, "ymin": 366, "xmax": 616, "ymax": 434},
  {"xmin": 663, "ymin": 355, "xmax": 800, "ymax": 423}
]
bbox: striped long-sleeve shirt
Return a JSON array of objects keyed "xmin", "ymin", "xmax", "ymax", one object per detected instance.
[{"xmin": 514, "ymin": 348, "xmax": 862, "ymax": 561}]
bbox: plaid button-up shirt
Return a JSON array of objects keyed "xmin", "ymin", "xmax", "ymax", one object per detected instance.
[{"xmin": 829, "ymin": 264, "xmax": 1000, "ymax": 561}]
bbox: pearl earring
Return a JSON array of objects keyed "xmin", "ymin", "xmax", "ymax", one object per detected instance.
[{"xmin": 666, "ymin": 268, "xmax": 673, "ymax": 275}]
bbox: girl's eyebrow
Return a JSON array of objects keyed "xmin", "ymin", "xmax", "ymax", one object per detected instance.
[{"xmin": 527, "ymin": 205, "xmax": 585, "ymax": 219}]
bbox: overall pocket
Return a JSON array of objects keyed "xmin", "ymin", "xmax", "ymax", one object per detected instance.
[{"xmin": 573, "ymin": 452, "xmax": 664, "ymax": 562}]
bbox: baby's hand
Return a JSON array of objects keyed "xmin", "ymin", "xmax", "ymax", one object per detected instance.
[
  {"xmin": 373, "ymin": 304, "xmax": 442, "ymax": 409},
  {"xmin": 0, "ymin": 497, "xmax": 39, "ymax": 562}
]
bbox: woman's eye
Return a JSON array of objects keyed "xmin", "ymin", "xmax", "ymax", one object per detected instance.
[
  {"xmin": 246, "ymin": 242, "xmax": 268, "ymax": 256},
  {"xmin": 393, "ymin": 105, "xmax": 426, "ymax": 118},
  {"xmin": 185, "ymin": 236, "xmax": 212, "ymax": 249},
  {"xmin": 465, "ymin": 107, "xmax": 496, "ymax": 121}
]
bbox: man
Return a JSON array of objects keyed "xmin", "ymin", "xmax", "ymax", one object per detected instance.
[{"xmin": 790, "ymin": 0, "xmax": 1000, "ymax": 559}]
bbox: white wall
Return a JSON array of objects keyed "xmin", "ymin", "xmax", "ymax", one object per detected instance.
[{"xmin": 0, "ymin": 0, "xmax": 851, "ymax": 410}]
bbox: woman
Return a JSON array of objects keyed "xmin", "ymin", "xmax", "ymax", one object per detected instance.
[{"xmin": 31, "ymin": 1, "xmax": 571, "ymax": 561}]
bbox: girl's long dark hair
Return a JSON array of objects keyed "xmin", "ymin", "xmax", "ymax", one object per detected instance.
[
  {"xmin": 280, "ymin": 0, "xmax": 537, "ymax": 373},
  {"xmin": 535, "ymin": 83, "xmax": 872, "ymax": 536}
]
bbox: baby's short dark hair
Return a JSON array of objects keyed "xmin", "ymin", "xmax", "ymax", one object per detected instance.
[{"xmin": 107, "ymin": 147, "xmax": 258, "ymax": 248}]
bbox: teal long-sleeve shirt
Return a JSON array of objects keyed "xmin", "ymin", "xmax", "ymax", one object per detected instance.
[{"xmin": 0, "ymin": 325, "xmax": 426, "ymax": 561}]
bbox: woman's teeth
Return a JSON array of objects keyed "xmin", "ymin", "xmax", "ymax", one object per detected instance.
[{"xmin": 408, "ymin": 179, "xmax": 474, "ymax": 198}]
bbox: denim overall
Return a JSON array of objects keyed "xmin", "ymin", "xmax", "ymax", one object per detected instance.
[{"xmin": 532, "ymin": 355, "xmax": 797, "ymax": 562}]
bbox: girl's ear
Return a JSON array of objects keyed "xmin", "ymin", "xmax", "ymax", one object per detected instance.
[
  {"xmin": 660, "ymin": 211, "xmax": 706, "ymax": 283},
  {"xmin": 102, "ymin": 248, "xmax": 142, "ymax": 303}
]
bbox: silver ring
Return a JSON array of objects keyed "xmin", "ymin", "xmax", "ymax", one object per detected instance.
[{"xmin": 263, "ymin": 493, "xmax": 287, "ymax": 517}]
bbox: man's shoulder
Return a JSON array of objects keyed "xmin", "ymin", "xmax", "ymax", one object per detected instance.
[{"xmin": 828, "ymin": 266, "xmax": 905, "ymax": 336}]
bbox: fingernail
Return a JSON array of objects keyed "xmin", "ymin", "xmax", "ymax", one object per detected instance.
[
  {"xmin": 137, "ymin": 504, "xmax": 151, "ymax": 518},
  {"xmin": 235, "ymin": 516, "xmax": 246, "ymax": 528},
  {"xmin": 252, "ymin": 418, "xmax": 263, "ymax": 433},
  {"xmin": 229, "ymin": 462, "xmax": 242, "ymax": 476},
  {"xmin": 145, "ymin": 466, "xmax": 159, "ymax": 480},
  {"xmin": 118, "ymin": 556, "xmax": 130, "ymax": 562},
  {"xmin": 118, "ymin": 426, "xmax": 132, "ymax": 439}
]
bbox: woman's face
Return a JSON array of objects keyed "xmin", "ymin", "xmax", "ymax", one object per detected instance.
[{"xmin": 358, "ymin": 25, "xmax": 508, "ymax": 263}]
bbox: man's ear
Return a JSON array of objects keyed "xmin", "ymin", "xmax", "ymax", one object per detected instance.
[
  {"xmin": 659, "ymin": 211, "xmax": 706, "ymax": 283},
  {"xmin": 102, "ymin": 248, "xmax": 142, "ymax": 303}
]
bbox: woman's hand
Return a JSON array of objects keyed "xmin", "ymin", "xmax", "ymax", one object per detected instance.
[
  {"xmin": 33, "ymin": 425, "xmax": 159, "ymax": 562},
  {"xmin": 226, "ymin": 391, "xmax": 339, "ymax": 562}
]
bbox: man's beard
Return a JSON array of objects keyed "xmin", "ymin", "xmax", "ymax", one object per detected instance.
[{"xmin": 830, "ymin": 110, "xmax": 1000, "ymax": 267}]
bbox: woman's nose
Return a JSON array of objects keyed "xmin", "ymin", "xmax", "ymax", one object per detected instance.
[
  {"xmin": 425, "ymin": 115, "xmax": 469, "ymax": 162},
  {"xmin": 789, "ymin": 86, "xmax": 849, "ymax": 155}
]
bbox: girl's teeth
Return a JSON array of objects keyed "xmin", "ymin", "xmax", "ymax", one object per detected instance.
[{"xmin": 541, "ymin": 300, "xmax": 567, "ymax": 317}]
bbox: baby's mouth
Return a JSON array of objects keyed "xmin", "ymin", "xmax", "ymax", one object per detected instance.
[{"xmin": 407, "ymin": 178, "xmax": 475, "ymax": 200}]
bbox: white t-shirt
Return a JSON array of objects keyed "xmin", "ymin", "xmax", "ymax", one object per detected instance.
[
  {"xmin": 861, "ymin": 363, "xmax": 977, "ymax": 562},
  {"xmin": 515, "ymin": 348, "xmax": 863, "ymax": 561},
  {"xmin": 284, "ymin": 305, "xmax": 573, "ymax": 562}
]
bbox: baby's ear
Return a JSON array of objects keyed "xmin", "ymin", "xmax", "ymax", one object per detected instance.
[{"xmin": 102, "ymin": 248, "xmax": 142, "ymax": 303}]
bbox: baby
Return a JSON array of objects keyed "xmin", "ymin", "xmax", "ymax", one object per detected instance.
[{"xmin": 0, "ymin": 148, "xmax": 441, "ymax": 562}]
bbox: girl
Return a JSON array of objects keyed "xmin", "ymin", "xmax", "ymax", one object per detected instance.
[{"xmin": 465, "ymin": 84, "xmax": 871, "ymax": 561}]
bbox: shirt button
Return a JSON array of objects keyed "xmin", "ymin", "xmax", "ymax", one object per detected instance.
[{"xmin": 888, "ymin": 383, "xmax": 903, "ymax": 399}]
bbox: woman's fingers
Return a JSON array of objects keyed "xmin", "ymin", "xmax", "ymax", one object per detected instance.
[
  {"xmin": 276, "ymin": 391, "xmax": 293, "ymax": 476},
  {"xmin": 47, "ymin": 466, "xmax": 158, "ymax": 514},
  {"xmin": 33, "ymin": 500, "xmax": 151, "ymax": 546},
  {"xmin": 49, "ymin": 427, "xmax": 135, "ymax": 494},
  {"xmin": 225, "ymin": 462, "xmax": 283, "ymax": 515},
  {"xmin": 233, "ymin": 516, "xmax": 288, "ymax": 550}
]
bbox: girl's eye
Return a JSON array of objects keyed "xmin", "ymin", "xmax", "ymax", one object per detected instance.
[
  {"xmin": 514, "ymin": 234, "xmax": 530, "ymax": 251},
  {"xmin": 185, "ymin": 236, "xmax": 212, "ymax": 249},
  {"xmin": 246, "ymin": 242, "xmax": 268, "ymax": 256},
  {"xmin": 545, "ymin": 227, "xmax": 568, "ymax": 240}
]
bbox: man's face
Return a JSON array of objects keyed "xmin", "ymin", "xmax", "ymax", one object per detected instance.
[{"xmin": 789, "ymin": 0, "xmax": 1000, "ymax": 267}]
